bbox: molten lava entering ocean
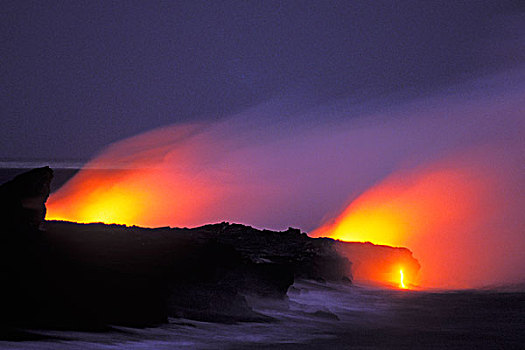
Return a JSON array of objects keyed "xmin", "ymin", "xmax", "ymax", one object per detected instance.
[
  {"xmin": 46, "ymin": 80, "xmax": 525, "ymax": 290},
  {"xmin": 312, "ymin": 147, "xmax": 524, "ymax": 289}
]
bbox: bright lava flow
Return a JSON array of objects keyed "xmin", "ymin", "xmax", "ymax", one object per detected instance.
[{"xmin": 400, "ymin": 269, "xmax": 407, "ymax": 289}]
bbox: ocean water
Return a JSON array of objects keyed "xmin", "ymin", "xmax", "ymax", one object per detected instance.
[{"xmin": 1, "ymin": 280, "xmax": 524, "ymax": 349}]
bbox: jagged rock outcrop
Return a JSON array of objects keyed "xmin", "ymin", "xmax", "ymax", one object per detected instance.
[
  {"xmin": 0, "ymin": 167, "xmax": 352, "ymax": 328},
  {"xmin": 40, "ymin": 220, "xmax": 351, "ymax": 324},
  {"xmin": 0, "ymin": 167, "xmax": 420, "ymax": 331},
  {"xmin": 195, "ymin": 222, "xmax": 351, "ymax": 283},
  {"xmin": 0, "ymin": 167, "xmax": 55, "ymax": 329},
  {"xmin": 0, "ymin": 166, "xmax": 53, "ymax": 232}
]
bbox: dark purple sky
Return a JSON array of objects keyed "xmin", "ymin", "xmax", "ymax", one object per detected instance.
[{"xmin": 1, "ymin": 0, "xmax": 523, "ymax": 160}]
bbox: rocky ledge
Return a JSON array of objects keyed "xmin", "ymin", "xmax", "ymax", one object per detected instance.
[{"xmin": 0, "ymin": 167, "xmax": 419, "ymax": 331}]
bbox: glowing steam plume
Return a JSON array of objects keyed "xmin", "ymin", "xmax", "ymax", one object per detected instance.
[
  {"xmin": 311, "ymin": 164, "xmax": 480, "ymax": 248},
  {"xmin": 312, "ymin": 148, "xmax": 524, "ymax": 289},
  {"xmin": 46, "ymin": 124, "xmax": 228, "ymax": 227},
  {"xmin": 46, "ymin": 71, "xmax": 524, "ymax": 289}
]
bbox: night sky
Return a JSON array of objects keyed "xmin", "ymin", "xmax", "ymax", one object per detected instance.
[{"xmin": 2, "ymin": 0, "xmax": 523, "ymax": 161}]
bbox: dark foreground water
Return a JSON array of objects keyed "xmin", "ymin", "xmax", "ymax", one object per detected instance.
[{"xmin": 0, "ymin": 280, "xmax": 523, "ymax": 349}]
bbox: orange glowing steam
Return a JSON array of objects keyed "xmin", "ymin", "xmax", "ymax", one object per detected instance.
[
  {"xmin": 46, "ymin": 124, "xmax": 228, "ymax": 227},
  {"xmin": 46, "ymin": 121, "xmax": 294, "ymax": 228},
  {"xmin": 46, "ymin": 114, "xmax": 524, "ymax": 290},
  {"xmin": 312, "ymin": 153, "xmax": 500, "ymax": 289},
  {"xmin": 48, "ymin": 168, "xmax": 187, "ymax": 226},
  {"xmin": 312, "ymin": 167, "xmax": 477, "ymax": 247}
]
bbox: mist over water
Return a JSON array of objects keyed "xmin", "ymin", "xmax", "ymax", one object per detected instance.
[
  {"xmin": 47, "ymin": 69, "xmax": 525, "ymax": 289},
  {"xmin": 2, "ymin": 281, "xmax": 524, "ymax": 349}
]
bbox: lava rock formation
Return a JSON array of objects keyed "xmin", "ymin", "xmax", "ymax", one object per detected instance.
[{"xmin": 0, "ymin": 167, "xmax": 419, "ymax": 332}]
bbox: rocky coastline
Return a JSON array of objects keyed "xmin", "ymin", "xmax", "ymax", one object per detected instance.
[{"xmin": 0, "ymin": 167, "xmax": 419, "ymax": 331}]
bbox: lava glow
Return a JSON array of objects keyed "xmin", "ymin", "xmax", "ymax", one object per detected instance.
[
  {"xmin": 311, "ymin": 148, "xmax": 525, "ymax": 289},
  {"xmin": 399, "ymin": 269, "xmax": 407, "ymax": 289},
  {"xmin": 312, "ymin": 158, "xmax": 482, "ymax": 289},
  {"xmin": 46, "ymin": 77, "xmax": 525, "ymax": 289},
  {"xmin": 46, "ymin": 124, "xmax": 231, "ymax": 227},
  {"xmin": 311, "ymin": 164, "xmax": 480, "ymax": 248}
]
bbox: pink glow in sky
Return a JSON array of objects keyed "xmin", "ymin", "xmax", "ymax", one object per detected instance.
[{"xmin": 47, "ymin": 71, "xmax": 525, "ymax": 288}]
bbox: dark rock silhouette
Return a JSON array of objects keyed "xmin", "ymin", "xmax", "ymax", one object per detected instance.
[
  {"xmin": 0, "ymin": 166, "xmax": 53, "ymax": 232},
  {"xmin": 0, "ymin": 166, "xmax": 57, "ymax": 332},
  {"xmin": 39, "ymin": 220, "xmax": 349, "ymax": 325},
  {"xmin": 0, "ymin": 167, "xmax": 420, "ymax": 333}
]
